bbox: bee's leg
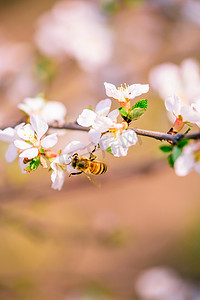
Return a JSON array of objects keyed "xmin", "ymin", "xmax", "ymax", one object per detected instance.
[
  {"xmin": 69, "ymin": 171, "xmax": 83, "ymax": 177},
  {"xmin": 89, "ymin": 146, "xmax": 97, "ymax": 161}
]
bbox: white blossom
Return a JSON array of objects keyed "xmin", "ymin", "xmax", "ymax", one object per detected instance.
[
  {"xmin": 149, "ymin": 58, "xmax": 200, "ymax": 104},
  {"xmin": 0, "ymin": 123, "xmax": 25, "ymax": 163},
  {"xmin": 104, "ymin": 82, "xmax": 149, "ymax": 103},
  {"xmin": 165, "ymin": 95, "xmax": 200, "ymax": 124},
  {"xmin": 14, "ymin": 115, "xmax": 57, "ymax": 160},
  {"xmin": 18, "ymin": 96, "xmax": 67, "ymax": 124},
  {"xmin": 35, "ymin": 1, "xmax": 113, "ymax": 72},
  {"xmin": 99, "ymin": 128, "xmax": 138, "ymax": 157},
  {"xmin": 77, "ymin": 99, "xmax": 119, "ymax": 145},
  {"xmin": 50, "ymin": 141, "xmax": 85, "ymax": 190},
  {"xmin": 174, "ymin": 142, "xmax": 200, "ymax": 176}
]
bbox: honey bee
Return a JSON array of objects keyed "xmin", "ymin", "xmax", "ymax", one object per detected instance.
[{"xmin": 69, "ymin": 150, "xmax": 107, "ymax": 177}]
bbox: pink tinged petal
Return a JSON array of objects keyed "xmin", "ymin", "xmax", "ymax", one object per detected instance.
[
  {"xmin": 19, "ymin": 148, "xmax": 39, "ymax": 159},
  {"xmin": 88, "ymin": 129, "xmax": 101, "ymax": 145},
  {"xmin": 95, "ymin": 98, "xmax": 111, "ymax": 116},
  {"xmin": 77, "ymin": 109, "xmax": 96, "ymax": 127},
  {"xmin": 43, "ymin": 101, "xmax": 67, "ymax": 123},
  {"xmin": 165, "ymin": 95, "xmax": 181, "ymax": 116},
  {"xmin": 17, "ymin": 124, "xmax": 34, "ymax": 141},
  {"xmin": 41, "ymin": 133, "xmax": 58, "ymax": 149},
  {"xmin": 0, "ymin": 127, "xmax": 16, "ymax": 142},
  {"xmin": 14, "ymin": 140, "xmax": 32, "ymax": 150},
  {"xmin": 30, "ymin": 114, "xmax": 48, "ymax": 140},
  {"xmin": 181, "ymin": 105, "xmax": 200, "ymax": 123},
  {"xmin": 126, "ymin": 84, "xmax": 149, "ymax": 99},
  {"xmin": 108, "ymin": 109, "xmax": 119, "ymax": 122},
  {"xmin": 5, "ymin": 143, "xmax": 18, "ymax": 163},
  {"xmin": 63, "ymin": 141, "xmax": 86, "ymax": 154}
]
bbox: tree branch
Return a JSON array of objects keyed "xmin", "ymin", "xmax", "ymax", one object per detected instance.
[
  {"xmin": 49, "ymin": 123, "xmax": 200, "ymax": 144},
  {"xmin": 2, "ymin": 121, "xmax": 200, "ymax": 144}
]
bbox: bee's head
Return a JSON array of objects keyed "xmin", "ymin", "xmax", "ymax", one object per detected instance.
[{"xmin": 71, "ymin": 153, "xmax": 79, "ymax": 168}]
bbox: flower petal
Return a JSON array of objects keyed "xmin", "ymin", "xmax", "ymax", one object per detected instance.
[
  {"xmin": 41, "ymin": 133, "xmax": 58, "ymax": 149},
  {"xmin": 92, "ymin": 115, "xmax": 113, "ymax": 132},
  {"xmin": 18, "ymin": 97, "xmax": 45, "ymax": 115},
  {"xmin": 111, "ymin": 143, "xmax": 128, "ymax": 157},
  {"xmin": 165, "ymin": 95, "xmax": 181, "ymax": 116},
  {"xmin": 126, "ymin": 83, "xmax": 149, "ymax": 99},
  {"xmin": 104, "ymin": 82, "xmax": 121, "ymax": 101},
  {"xmin": 119, "ymin": 129, "xmax": 138, "ymax": 148},
  {"xmin": 181, "ymin": 105, "xmax": 200, "ymax": 123},
  {"xmin": 5, "ymin": 143, "xmax": 18, "ymax": 163},
  {"xmin": 19, "ymin": 158, "xmax": 29, "ymax": 174},
  {"xmin": 95, "ymin": 98, "xmax": 111, "ymax": 116},
  {"xmin": 108, "ymin": 109, "xmax": 119, "ymax": 122},
  {"xmin": 99, "ymin": 132, "xmax": 113, "ymax": 150},
  {"xmin": 43, "ymin": 101, "xmax": 67, "ymax": 123},
  {"xmin": 174, "ymin": 152, "xmax": 194, "ymax": 176},
  {"xmin": 88, "ymin": 129, "xmax": 101, "ymax": 145},
  {"xmin": 0, "ymin": 127, "xmax": 16, "ymax": 142},
  {"xmin": 63, "ymin": 141, "xmax": 86, "ymax": 155},
  {"xmin": 14, "ymin": 140, "xmax": 32, "ymax": 150},
  {"xmin": 77, "ymin": 109, "xmax": 96, "ymax": 127},
  {"xmin": 30, "ymin": 114, "xmax": 48, "ymax": 140},
  {"xmin": 17, "ymin": 124, "xmax": 35, "ymax": 141},
  {"xmin": 19, "ymin": 148, "xmax": 39, "ymax": 159},
  {"xmin": 51, "ymin": 163, "xmax": 66, "ymax": 191}
]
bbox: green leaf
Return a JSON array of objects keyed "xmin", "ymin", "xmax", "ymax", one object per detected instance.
[
  {"xmin": 177, "ymin": 139, "xmax": 189, "ymax": 149},
  {"xmin": 132, "ymin": 99, "xmax": 148, "ymax": 110},
  {"xmin": 106, "ymin": 147, "xmax": 113, "ymax": 155},
  {"xmin": 172, "ymin": 146, "xmax": 182, "ymax": 162},
  {"xmin": 129, "ymin": 107, "xmax": 145, "ymax": 120},
  {"xmin": 119, "ymin": 107, "xmax": 128, "ymax": 117},
  {"xmin": 26, "ymin": 157, "xmax": 41, "ymax": 172},
  {"xmin": 168, "ymin": 154, "xmax": 174, "ymax": 168},
  {"xmin": 159, "ymin": 145, "xmax": 173, "ymax": 153}
]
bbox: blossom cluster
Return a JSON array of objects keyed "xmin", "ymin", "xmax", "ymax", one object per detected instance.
[{"xmin": 1, "ymin": 78, "xmax": 200, "ymax": 191}]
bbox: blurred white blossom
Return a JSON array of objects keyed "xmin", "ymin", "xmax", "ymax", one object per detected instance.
[
  {"xmin": 135, "ymin": 266, "xmax": 194, "ymax": 300},
  {"xmin": 18, "ymin": 96, "xmax": 67, "ymax": 124},
  {"xmin": 181, "ymin": 0, "xmax": 200, "ymax": 27},
  {"xmin": 149, "ymin": 58, "xmax": 200, "ymax": 104},
  {"xmin": 175, "ymin": 142, "xmax": 200, "ymax": 176},
  {"xmin": 35, "ymin": 1, "xmax": 114, "ymax": 72}
]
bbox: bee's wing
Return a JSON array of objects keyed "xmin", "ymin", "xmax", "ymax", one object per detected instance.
[{"xmin": 83, "ymin": 172, "xmax": 101, "ymax": 188}]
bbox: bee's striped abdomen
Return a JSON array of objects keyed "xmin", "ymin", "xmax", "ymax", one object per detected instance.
[{"xmin": 89, "ymin": 162, "xmax": 107, "ymax": 175}]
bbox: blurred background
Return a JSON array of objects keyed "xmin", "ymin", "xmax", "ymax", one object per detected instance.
[{"xmin": 0, "ymin": 0, "xmax": 200, "ymax": 299}]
